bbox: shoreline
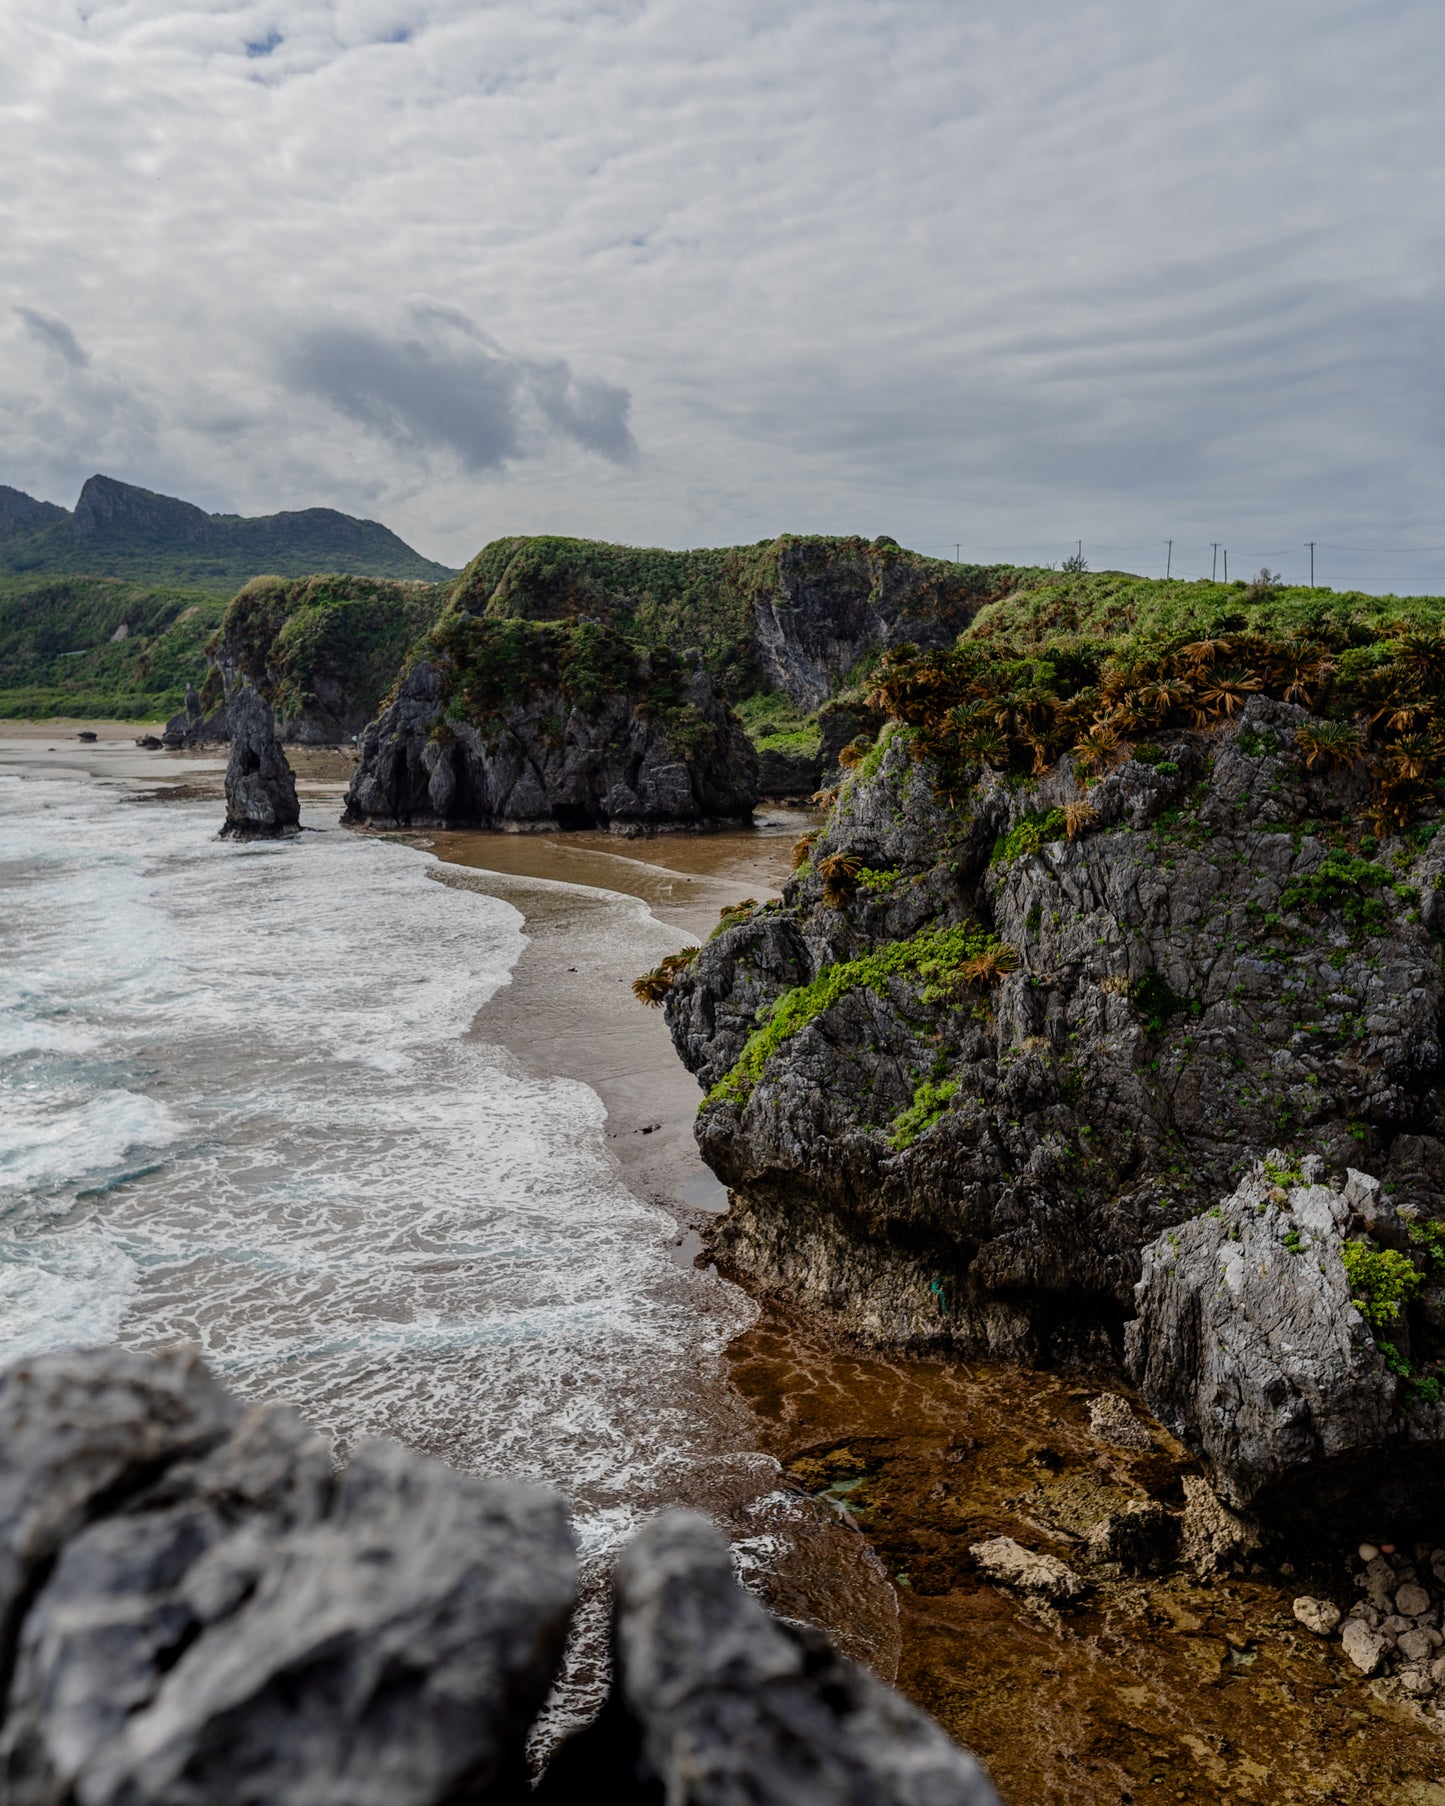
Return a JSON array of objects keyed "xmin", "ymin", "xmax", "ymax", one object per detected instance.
[{"xmin": 9, "ymin": 726, "xmax": 1445, "ymax": 1800}]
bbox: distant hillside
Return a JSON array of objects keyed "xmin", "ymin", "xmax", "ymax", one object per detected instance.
[
  {"xmin": 0, "ymin": 475, "xmax": 456, "ymax": 586},
  {"xmin": 0, "ymin": 576, "xmax": 229, "ymax": 720}
]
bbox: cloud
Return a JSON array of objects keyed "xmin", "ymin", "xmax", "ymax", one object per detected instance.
[
  {"xmin": 278, "ymin": 310, "xmax": 635, "ymax": 470},
  {"xmin": 1, "ymin": 1, "xmax": 1445, "ymax": 589},
  {"xmin": 16, "ymin": 307, "xmax": 89, "ymax": 369}
]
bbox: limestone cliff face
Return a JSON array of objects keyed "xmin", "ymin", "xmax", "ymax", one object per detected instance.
[
  {"xmin": 344, "ymin": 627, "xmax": 759, "ymax": 832},
  {"xmin": 747, "ymin": 538, "xmax": 981, "ymax": 711},
  {"xmin": 663, "ymin": 697, "xmax": 1445, "ymax": 1507}
]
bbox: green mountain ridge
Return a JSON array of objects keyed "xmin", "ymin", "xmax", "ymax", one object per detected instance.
[{"xmin": 0, "ymin": 475, "xmax": 456, "ymax": 586}]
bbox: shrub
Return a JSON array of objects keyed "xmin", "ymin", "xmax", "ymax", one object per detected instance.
[
  {"xmin": 1342, "ymin": 1238, "xmax": 1423, "ymax": 1327},
  {"xmin": 707, "ymin": 923, "xmax": 1010, "ymax": 1104},
  {"xmin": 631, "ymin": 946, "xmax": 700, "ymax": 1006},
  {"xmin": 888, "ymin": 1079, "xmax": 960, "ymax": 1149}
]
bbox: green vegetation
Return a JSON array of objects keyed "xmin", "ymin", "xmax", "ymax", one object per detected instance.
[
  {"xmin": 213, "ymin": 575, "xmax": 450, "ymax": 725},
  {"xmin": 425, "ymin": 614, "xmax": 717, "ymax": 767},
  {"xmin": 707, "ymin": 923, "xmax": 1011, "ymax": 1105},
  {"xmin": 1278, "ymin": 852, "xmax": 1391, "ymax": 931},
  {"xmin": 735, "ymin": 691, "xmax": 821, "ymax": 755},
  {"xmin": 0, "ymin": 476, "xmax": 453, "ymax": 587},
  {"xmin": 1341, "ymin": 1237, "xmax": 1423, "ymax": 1327},
  {"xmin": 0, "ymin": 576, "xmax": 227, "ymax": 719},
  {"xmin": 888, "ymin": 1078, "xmax": 960, "ymax": 1149},
  {"xmin": 966, "ymin": 569, "xmax": 1445, "ymax": 646},
  {"xmin": 991, "ymin": 807, "xmax": 1068, "ymax": 865},
  {"xmin": 873, "ymin": 611, "xmax": 1445, "ymax": 830},
  {"xmin": 452, "ymin": 532, "xmax": 997, "ymax": 699}
]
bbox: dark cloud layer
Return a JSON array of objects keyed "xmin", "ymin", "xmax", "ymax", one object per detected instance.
[
  {"xmin": 279, "ymin": 313, "xmax": 635, "ymax": 471},
  {"xmin": 16, "ymin": 307, "xmax": 89, "ymax": 370}
]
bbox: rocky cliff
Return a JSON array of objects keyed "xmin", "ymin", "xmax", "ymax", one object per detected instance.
[
  {"xmin": 344, "ymin": 614, "xmax": 759, "ymax": 832},
  {"xmin": 448, "ymin": 533, "xmax": 1000, "ymax": 710},
  {"xmin": 661, "ymin": 622, "xmax": 1445, "ymax": 1521},
  {"xmin": 0, "ymin": 1345, "xmax": 1000, "ymax": 1806},
  {"xmin": 166, "ymin": 572, "xmax": 449, "ymax": 746}
]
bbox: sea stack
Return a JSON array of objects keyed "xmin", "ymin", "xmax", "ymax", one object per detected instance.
[{"xmin": 220, "ymin": 682, "xmax": 300, "ymax": 839}]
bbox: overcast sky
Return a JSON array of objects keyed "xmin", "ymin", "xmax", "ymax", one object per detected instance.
[{"xmin": 3, "ymin": 1, "xmax": 1444, "ymax": 591}]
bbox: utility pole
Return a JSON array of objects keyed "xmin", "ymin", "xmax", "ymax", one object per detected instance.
[
  {"xmin": 1223, "ymin": 549, "xmax": 1228, "ymax": 583},
  {"xmin": 1211, "ymin": 543, "xmax": 1219, "ymax": 581},
  {"xmin": 1166, "ymin": 539, "xmax": 1172, "ymax": 580},
  {"xmin": 955, "ymin": 543, "xmax": 961, "ymax": 563},
  {"xmin": 1076, "ymin": 539, "xmax": 1083, "ymax": 566},
  {"xmin": 1307, "ymin": 541, "xmax": 1315, "ymax": 586}
]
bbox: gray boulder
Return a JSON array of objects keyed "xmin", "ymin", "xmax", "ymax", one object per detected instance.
[
  {"xmin": 539, "ymin": 1511, "xmax": 1001, "ymax": 1806},
  {"xmin": 0, "ymin": 1349, "xmax": 576, "ymax": 1806},
  {"xmin": 1126, "ymin": 1162, "xmax": 1445, "ymax": 1520},
  {"xmin": 220, "ymin": 683, "xmax": 300, "ymax": 839}
]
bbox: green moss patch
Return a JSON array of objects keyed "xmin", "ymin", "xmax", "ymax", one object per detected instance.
[{"xmin": 707, "ymin": 923, "xmax": 1005, "ymax": 1105}]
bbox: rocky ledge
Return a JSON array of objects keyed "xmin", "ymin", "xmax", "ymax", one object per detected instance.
[
  {"xmin": 344, "ymin": 615, "xmax": 759, "ymax": 832},
  {"xmin": 660, "ymin": 679, "xmax": 1445, "ymax": 1523},
  {"xmin": 0, "ymin": 1345, "xmax": 999, "ymax": 1806}
]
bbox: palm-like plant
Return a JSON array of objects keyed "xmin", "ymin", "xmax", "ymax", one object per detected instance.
[{"xmin": 1294, "ymin": 721, "xmax": 1364, "ymax": 771}]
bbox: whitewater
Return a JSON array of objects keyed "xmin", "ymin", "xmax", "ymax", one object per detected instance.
[{"xmin": 0, "ymin": 769, "xmax": 766, "ymax": 1562}]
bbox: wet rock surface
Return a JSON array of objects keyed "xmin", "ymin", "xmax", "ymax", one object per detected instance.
[
  {"xmin": 728, "ymin": 1299, "xmax": 1445, "ymax": 1805},
  {"xmin": 345, "ymin": 654, "xmax": 758, "ymax": 832},
  {"xmin": 219, "ymin": 683, "xmax": 300, "ymax": 839},
  {"xmin": 0, "ymin": 1347, "xmax": 1000, "ymax": 1806},
  {"xmin": 541, "ymin": 1512, "xmax": 1001, "ymax": 1805}
]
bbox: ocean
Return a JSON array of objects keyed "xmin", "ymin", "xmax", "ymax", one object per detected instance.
[{"xmin": 0, "ymin": 764, "xmax": 787, "ymax": 1728}]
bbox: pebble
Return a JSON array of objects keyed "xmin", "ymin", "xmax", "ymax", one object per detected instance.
[
  {"xmin": 1293, "ymin": 1597, "xmax": 1342, "ymax": 1637},
  {"xmin": 1359, "ymin": 1543, "xmax": 1381, "ymax": 1561},
  {"xmin": 1341, "ymin": 1619, "xmax": 1389, "ymax": 1675},
  {"xmin": 1400, "ymin": 1665, "xmax": 1434, "ymax": 1697},
  {"xmin": 1398, "ymin": 1629, "xmax": 1436, "ymax": 1663},
  {"xmin": 1397, "ymin": 1584, "xmax": 1432, "ymax": 1618}
]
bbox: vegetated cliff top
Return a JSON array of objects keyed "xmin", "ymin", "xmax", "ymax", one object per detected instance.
[
  {"xmin": 450, "ymin": 532, "xmax": 998, "ymax": 697},
  {"xmin": 0, "ymin": 475, "xmax": 457, "ymax": 586},
  {"xmin": 205, "ymin": 573, "xmax": 451, "ymax": 732}
]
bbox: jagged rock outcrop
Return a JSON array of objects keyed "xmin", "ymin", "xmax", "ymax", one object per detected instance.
[
  {"xmin": 539, "ymin": 1512, "xmax": 1000, "ymax": 1806},
  {"xmin": 0, "ymin": 1346, "xmax": 576, "ymax": 1805},
  {"xmin": 0, "ymin": 1347, "xmax": 999, "ymax": 1806},
  {"xmin": 747, "ymin": 539, "xmax": 979, "ymax": 712},
  {"xmin": 344, "ymin": 635, "xmax": 758, "ymax": 833},
  {"xmin": 166, "ymin": 574, "xmax": 448, "ymax": 747},
  {"xmin": 1127, "ymin": 1160, "xmax": 1445, "ymax": 1521},
  {"xmin": 220, "ymin": 683, "xmax": 300, "ymax": 839},
  {"xmin": 663, "ymin": 697, "xmax": 1445, "ymax": 1434}
]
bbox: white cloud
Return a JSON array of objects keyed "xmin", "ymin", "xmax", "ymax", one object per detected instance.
[{"xmin": 1, "ymin": 0, "xmax": 1444, "ymax": 593}]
